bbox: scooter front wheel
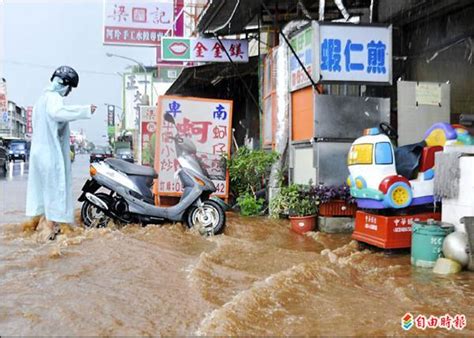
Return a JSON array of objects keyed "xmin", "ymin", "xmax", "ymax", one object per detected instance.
[{"xmin": 186, "ymin": 200, "xmax": 225, "ymax": 236}]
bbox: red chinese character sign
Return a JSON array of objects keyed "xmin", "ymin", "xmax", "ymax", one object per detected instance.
[
  {"xmin": 25, "ymin": 106, "xmax": 33, "ymax": 139},
  {"xmin": 155, "ymin": 96, "xmax": 233, "ymax": 198},
  {"xmin": 140, "ymin": 106, "xmax": 157, "ymax": 166},
  {"xmin": 103, "ymin": 0, "xmax": 174, "ymax": 46}
]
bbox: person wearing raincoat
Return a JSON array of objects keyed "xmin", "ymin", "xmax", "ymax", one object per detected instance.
[{"xmin": 26, "ymin": 66, "xmax": 96, "ymax": 238}]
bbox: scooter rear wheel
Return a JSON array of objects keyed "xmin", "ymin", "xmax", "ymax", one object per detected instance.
[
  {"xmin": 186, "ymin": 200, "xmax": 225, "ymax": 235},
  {"xmin": 81, "ymin": 193, "xmax": 113, "ymax": 228}
]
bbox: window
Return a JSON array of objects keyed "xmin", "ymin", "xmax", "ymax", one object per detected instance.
[
  {"xmin": 348, "ymin": 143, "xmax": 373, "ymax": 165},
  {"xmin": 375, "ymin": 142, "xmax": 393, "ymax": 164}
]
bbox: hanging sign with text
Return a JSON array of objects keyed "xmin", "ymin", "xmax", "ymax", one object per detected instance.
[
  {"xmin": 313, "ymin": 22, "xmax": 392, "ymax": 84},
  {"xmin": 161, "ymin": 37, "xmax": 249, "ymax": 62},
  {"xmin": 155, "ymin": 96, "xmax": 233, "ymax": 198},
  {"xmin": 103, "ymin": 0, "xmax": 175, "ymax": 46}
]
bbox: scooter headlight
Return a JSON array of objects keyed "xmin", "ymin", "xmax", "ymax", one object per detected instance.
[{"xmin": 346, "ymin": 176, "xmax": 352, "ymax": 187}]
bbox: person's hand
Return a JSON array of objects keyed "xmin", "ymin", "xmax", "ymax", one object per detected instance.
[{"xmin": 91, "ymin": 105, "xmax": 97, "ymax": 114}]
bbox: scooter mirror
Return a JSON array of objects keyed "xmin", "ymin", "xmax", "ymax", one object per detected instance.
[{"xmin": 164, "ymin": 113, "xmax": 176, "ymax": 125}]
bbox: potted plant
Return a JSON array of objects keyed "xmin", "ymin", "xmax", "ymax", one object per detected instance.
[
  {"xmin": 227, "ymin": 147, "xmax": 279, "ymax": 216},
  {"xmin": 269, "ymin": 184, "xmax": 300, "ymax": 219},
  {"xmin": 287, "ymin": 187, "xmax": 318, "ymax": 234},
  {"xmin": 310, "ymin": 184, "xmax": 357, "ymax": 217}
]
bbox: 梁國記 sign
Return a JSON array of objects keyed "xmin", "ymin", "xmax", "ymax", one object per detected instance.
[
  {"xmin": 313, "ymin": 22, "xmax": 392, "ymax": 84},
  {"xmin": 161, "ymin": 37, "xmax": 249, "ymax": 63},
  {"xmin": 103, "ymin": 0, "xmax": 175, "ymax": 46},
  {"xmin": 155, "ymin": 96, "xmax": 232, "ymax": 198},
  {"xmin": 289, "ymin": 25, "xmax": 314, "ymax": 91}
]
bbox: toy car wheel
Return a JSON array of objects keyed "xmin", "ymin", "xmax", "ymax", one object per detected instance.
[{"xmin": 385, "ymin": 182, "xmax": 413, "ymax": 209}]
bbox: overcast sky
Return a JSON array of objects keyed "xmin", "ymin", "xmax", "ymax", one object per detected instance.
[{"xmin": 1, "ymin": 0, "xmax": 157, "ymax": 145}]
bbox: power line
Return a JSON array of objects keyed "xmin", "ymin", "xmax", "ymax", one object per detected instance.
[{"xmin": 1, "ymin": 59, "xmax": 120, "ymax": 76}]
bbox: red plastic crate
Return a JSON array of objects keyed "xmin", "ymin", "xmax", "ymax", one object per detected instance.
[
  {"xmin": 319, "ymin": 200, "xmax": 357, "ymax": 217},
  {"xmin": 352, "ymin": 210, "xmax": 441, "ymax": 249}
]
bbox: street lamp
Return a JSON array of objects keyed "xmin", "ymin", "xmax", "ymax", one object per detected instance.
[{"xmin": 106, "ymin": 52, "xmax": 150, "ymax": 105}]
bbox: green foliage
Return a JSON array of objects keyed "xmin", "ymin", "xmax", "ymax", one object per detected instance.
[
  {"xmin": 269, "ymin": 184, "xmax": 300, "ymax": 218},
  {"xmin": 236, "ymin": 193, "xmax": 265, "ymax": 216},
  {"xmin": 227, "ymin": 147, "xmax": 279, "ymax": 197},
  {"xmin": 270, "ymin": 184, "xmax": 319, "ymax": 218},
  {"xmin": 290, "ymin": 196, "xmax": 317, "ymax": 217}
]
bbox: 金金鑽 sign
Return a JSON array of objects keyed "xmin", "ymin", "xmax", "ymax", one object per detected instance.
[
  {"xmin": 155, "ymin": 96, "xmax": 233, "ymax": 198},
  {"xmin": 313, "ymin": 22, "xmax": 392, "ymax": 84},
  {"xmin": 103, "ymin": 0, "xmax": 175, "ymax": 46},
  {"xmin": 161, "ymin": 37, "xmax": 249, "ymax": 63}
]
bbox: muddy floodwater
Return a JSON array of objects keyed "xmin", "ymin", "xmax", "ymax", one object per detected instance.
[{"xmin": 0, "ymin": 213, "xmax": 473, "ymax": 336}]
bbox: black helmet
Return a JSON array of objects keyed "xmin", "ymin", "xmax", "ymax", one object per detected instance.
[{"xmin": 50, "ymin": 66, "xmax": 79, "ymax": 88}]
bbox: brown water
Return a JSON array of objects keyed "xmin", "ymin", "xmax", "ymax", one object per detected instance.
[{"xmin": 0, "ymin": 213, "xmax": 472, "ymax": 336}]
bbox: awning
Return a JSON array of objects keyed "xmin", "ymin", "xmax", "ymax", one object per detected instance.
[
  {"xmin": 165, "ymin": 57, "xmax": 258, "ymax": 96},
  {"xmin": 196, "ymin": 0, "xmax": 373, "ymax": 36}
]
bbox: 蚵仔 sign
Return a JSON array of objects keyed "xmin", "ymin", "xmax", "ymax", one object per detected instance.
[
  {"xmin": 161, "ymin": 37, "xmax": 249, "ymax": 63},
  {"xmin": 155, "ymin": 96, "xmax": 232, "ymax": 198},
  {"xmin": 103, "ymin": 0, "xmax": 175, "ymax": 46},
  {"xmin": 313, "ymin": 22, "xmax": 392, "ymax": 84}
]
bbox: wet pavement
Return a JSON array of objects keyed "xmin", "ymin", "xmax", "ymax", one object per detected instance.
[{"xmin": 0, "ymin": 156, "xmax": 473, "ymax": 335}]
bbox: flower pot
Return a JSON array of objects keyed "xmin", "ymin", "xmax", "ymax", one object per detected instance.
[
  {"xmin": 319, "ymin": 200, "xmax": 357, "ymax": 217},
  {"xmin": 289, "ymin": 215, "xmax": 316, "ymax": 234}
]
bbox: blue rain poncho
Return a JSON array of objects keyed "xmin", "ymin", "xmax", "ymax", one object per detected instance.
[{"xmin": 26, "ymin": 78, "xmax": 92, "ymax": 223}]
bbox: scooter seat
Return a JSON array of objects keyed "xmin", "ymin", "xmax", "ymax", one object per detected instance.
[{"xmin": 105, "ymin": 158, "xmax": 158, "ymax": 178}]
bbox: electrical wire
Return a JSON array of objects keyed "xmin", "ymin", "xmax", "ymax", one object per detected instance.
[{"xmin": 1, "ymin": 59, "xmax": 119, "ymax": 76}]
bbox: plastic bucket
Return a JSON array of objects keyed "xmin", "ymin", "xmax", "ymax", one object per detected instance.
[{"xmin": 411, "ymin": 220, "xmax": 454, "ymax": 268}]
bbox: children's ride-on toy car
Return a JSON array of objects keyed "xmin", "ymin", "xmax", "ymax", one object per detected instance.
[{"xmin": 347, "ymin": 122, "xmax": 470, "ymax": 210}]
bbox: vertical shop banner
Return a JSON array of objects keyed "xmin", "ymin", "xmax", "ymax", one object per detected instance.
[
  {"xmin": 313, "ymin": 22, "xmax": 392, "ymax": 84},
  {"xmin": 289, "ymin": 25, "xmax": 314, "ymax": 91},
  {"xmin": 103, "ymin": 0, "xmax": 175, "ymax": 46},
  {"xmin": 155, "ymin": 96, "xmax": 232, "ymax": 198},
  {"xmin": 25, "ymin": 106, "xmax": 33, "ymax": 139},
  {"xmin": 0, "ymin": 79, "xmax": 8, "ymax": 129},
  {"xmin": 161, "ymin": 37, "xmax": 249, "ymax": 62},
  {"xmin": 140, "ymin": 106, "xmax": 157, "ymax": 166},
  {"xmin": 124, "ymin": 73, "xmax": 153, "ymax": 130},
  {"xmin": 156, "ymin": 0, "xmax": 184, "ymax": 65},
  {"xmin": 107, "ymin": 104, "xmax": 116, "ymax": 137}
]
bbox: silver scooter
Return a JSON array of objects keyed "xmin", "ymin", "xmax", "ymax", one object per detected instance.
[{"xmin": 78, "ymin": 113, "xmax": 226, "ymax": 235}]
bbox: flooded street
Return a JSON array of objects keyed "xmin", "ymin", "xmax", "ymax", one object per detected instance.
[{"xmin": 0, "ymin": 156, "xmax": 473, "ymax": 336}]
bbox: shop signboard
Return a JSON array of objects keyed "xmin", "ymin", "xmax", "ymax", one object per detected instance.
[
  {"xmin": 156, "ymin": 0, "xmax": 184, "ymax": 65},
  {"xmin": 155, "ymin": 96, "xmax": 232, "ymax": 198},
  {"xmin": 25, "ymin": 106, "xmax": 33, "ymax": 139},
  {"xmin": 289, "ymin": 25, "xmax": 314, "ymax": 91},
  {"xmin": 161, "ymin": 37, "xmax": 249, "ymax": 63},
  {"xmin": 103, "ymin": 0, "xmax": 175, "ymax": 46},
  {"xmin": 140, "ymin": 106, "xmax": 157, "ymax": 166},
  {"xmin": 313, "ymin": 22, "xmax": 392, "ymax": 84},
  {"xmin": 107, "ymin": 104, "xmax": 115, "ymax": 137},
  {"xmin": 124, "ymin": 73, "xmax": 153, "ymax": 130},
  {"xmin": 0, "ymin": 79, "xmax": 7, "ymax": 128}
]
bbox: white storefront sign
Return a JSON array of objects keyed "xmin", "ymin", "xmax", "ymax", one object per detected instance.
[
  {"xmin": 313, "ymin": 22, "xmax": 392, "ymax": 84},
  {"xmin": 155, "ymin": 96, "xmax": 232, "ymax": 198},
  {"xmin": 103, "ymin": 0, "xmax": 174, "ymax": 46},
  {"xmin": 161, "ymin": 37, "xmax": 249, "ymax": 63}
]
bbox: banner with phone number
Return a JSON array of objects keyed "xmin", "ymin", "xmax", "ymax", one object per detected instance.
[{"xmin": 155, "ymin": 95, "xmax": 232, "ymax": 198}]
